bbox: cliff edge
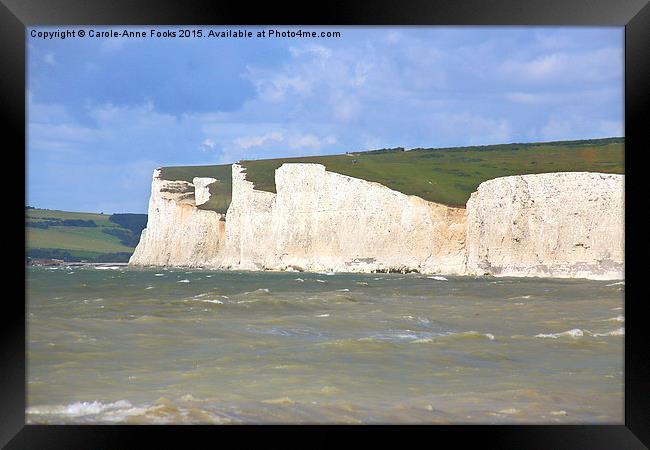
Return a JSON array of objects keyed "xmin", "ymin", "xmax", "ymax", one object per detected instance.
[
  {"xmin": 130, "ymin": 165, "xmax": 624, "ymax": 280},
  {"xmin": 129, "ymin": 169, "xmax": 225, "ymax": 267}
]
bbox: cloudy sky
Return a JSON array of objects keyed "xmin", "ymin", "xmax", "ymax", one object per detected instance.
[{"xmin": 27, "ymin": 26, "xmax": 623, "ymax": 213}]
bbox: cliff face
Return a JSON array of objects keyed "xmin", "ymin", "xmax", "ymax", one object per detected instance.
[
  {"xmin": 129, "ymin": 169, "xmax": 225, "ymax": 267},
  {"xmin": 131, "ymin": 165, "xmax": 624, "ymax": 280},
  {"xmin": 465, "ymin": 172, "xmax": 624, "ymax": 280},
  {"xmin": 217, "ymin": 164, "xmax": 467, "ymax": 273}
]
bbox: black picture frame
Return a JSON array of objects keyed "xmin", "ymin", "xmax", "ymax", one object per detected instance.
[{"xmin": 4, "ymin": 0, "xmax": 648, "ymax": 447}]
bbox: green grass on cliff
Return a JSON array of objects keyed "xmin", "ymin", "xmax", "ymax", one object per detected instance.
[
  {"xmin": 159, "ymin": 164, "xmax": 232, "ymax": 214},
  {"xmin": 159, "ymin": 137, "xmax": 624, "ymax": 211}
]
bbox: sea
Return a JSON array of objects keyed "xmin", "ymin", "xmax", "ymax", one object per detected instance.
[{"xmin": 26, "ymin": 266, "xmax": 624, "ymax": 424}]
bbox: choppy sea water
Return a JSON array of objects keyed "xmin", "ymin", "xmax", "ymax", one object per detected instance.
[{"xmin": 26, "ymin": 266, "xmax": 624, "ymax": 424}]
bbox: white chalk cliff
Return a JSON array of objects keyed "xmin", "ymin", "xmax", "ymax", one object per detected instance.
[
  {"xmin": 129, "ymin": 169, "xmax": 225, "ymax": 267},
  {"xmin": 130, "ymin": 165, "xmax": 624, "ymax": 280},
  {"xmin": 465, "ymin": 172, "xmax": 624, "ymax": 280}
]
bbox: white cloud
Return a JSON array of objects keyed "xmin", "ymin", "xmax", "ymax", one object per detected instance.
[
  {"xmin": 502, "ymin": 53, "xmax": 567, "ymax": 80},
  {"xmin": 386, "ymin": 31, "xmax": 402, "ymax": 44},
  {"xmin": 500, "ymin": 47, "xmax": 622, "ymax": 84},
  {"xmin": 598, "ymin": 120, "xmax": 624, "ymax": 137},
  {"xmin": 101, "ymin": 37, "xmax": 128, "ymax": 53},
  {"xmin": 199, "ymin": 138, "xmax": 216, "ymax": 152},
  {"xmin": 248, "ymin": 72, "xmax": 312, "ymax": 102},
  {"xmin": 540, "ymin": 117, "xmax": 572, "ymax": 140},
  {"xmin": 430, "ymin": 112, "xmax": 512, "ymax": 145},
  {"xmin": 44, "ymin": 52, "xmax": 56, "ymax": 65},
  {"xmin": 288, "ymin": 44, "xmax": 332, "ymax": 60},
  {"xmin": 233, "ymin": 131, "xmax": 284, "ymax": 149},
  {"xmin": 329, "ymin": 92, "xmax": 361, "ymax": 122},
  {"xmin": 504, "ymin": 92, "xmax": 545, "ymax": 104},
  {"xmin": 287, "ymin": 133, "xmax": 322, "ymax": 150}
]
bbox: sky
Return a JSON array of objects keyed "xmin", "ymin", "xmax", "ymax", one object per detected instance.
[{"xmin": 27, "ymin": 26, "xmax": 624, "ymax": 213}]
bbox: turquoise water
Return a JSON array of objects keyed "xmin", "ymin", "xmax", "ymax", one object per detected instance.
[{"xmin": 26, "ymin": 266, "xmax": 624, "ymax": 424}]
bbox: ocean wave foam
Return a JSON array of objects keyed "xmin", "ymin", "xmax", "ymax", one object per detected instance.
[
  {"xmin": 604, "ymin": 315, "xmax": 624, "ymax": 322},
  {"xmin": 427, "ymin": 276, "xmax": 448, "ymax": 281},
  {"xmin": 535, "ymin": 327, "xmax": 624, "ymax": 339},
  {"xmin": 27, "ymin": 400, "xmax": 133, "ymax": 417},
  {"xmin": 592, "ymin": 327, "xmax": 624, "ymax": 337},
  {"xmin": 178, "ymin": 279, "xmax": 190, "ymax": 283},
  {"xmin": 361, "ymin": 330, "xmax": 496, "ymax": 344},
  {"xmin": 535, "ymin": 329, "xmax": 584, "ymax": 339}
]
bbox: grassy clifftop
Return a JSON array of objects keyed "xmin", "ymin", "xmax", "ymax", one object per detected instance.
[{"xmin": 160, "ymin": 137, "xmax": 624, "ymax": 212}]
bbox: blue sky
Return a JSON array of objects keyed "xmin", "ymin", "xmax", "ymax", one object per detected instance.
[{"xmin": 27, "ymin": 26, "xmax": 623, "ymax": 213}]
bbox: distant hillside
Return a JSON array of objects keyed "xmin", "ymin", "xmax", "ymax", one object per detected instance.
[
  {"xmin": 161, "ymin": 137, "xmax": 624, "ymax": 212},
  {"xmin": 26, "ymin": 209, "xmax": 148, "ymax": 263}
]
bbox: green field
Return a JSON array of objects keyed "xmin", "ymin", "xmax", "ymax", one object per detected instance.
[
  {"xmin": 26, "ymin": 209, "xmax": 147, "ymax": 262},
  {"xmin": 160, "ymin": 137, "xmax": 624, "ymax": 210}
]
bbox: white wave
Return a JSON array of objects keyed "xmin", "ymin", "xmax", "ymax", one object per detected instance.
[
  {"xmin": 364, "ymin": 330, "xmax": 496, "ymax": 344},
  {"xmin": 199, "ymin": 299, "xmax": 223, "ymax": 304},
  {"xmin": 509, "ymin": 295, "xmax": 532, "ymax": 300},
  {"xmin": 592, "ymin": 327, "xmax": 624, "ymax": 337},
  {"xmin": 611, "ymin": 307, "xmax": 623, "ymax": 311},
  {"xmin": 336, "ymin": 288, "xmax": 350, "ymax": 292},
  {"xmin": 605, "ymin": 281, "xmax": 625, "ymax": 286},
  {"xmin": 535, "ymin": 327, "xmax": 624, "ymax": 339},
  {"xmin": 145, "ymin": 286, "xmax": 154, "ymax": 290},
  {"xmin": 294, "ymin": 278, "xmax": 304, "ymax": 282},
  {"xmin": 315, "ymin": 314, "xmax": 330, "ymax": 317},
  {"xmin": 257, "ymin": 288, "xmax": 269, "ymax": 293},
  {"xmin": 316, "ymin": 279, "xmax": 326, "ymax": 283},
  {"xmin": 427, "ymin": 276, "xmax": 448, "ymax": 281},
  {"xmin": 205, "ymin": 275, "xmax": 213, "ymax": 278},
  {"xmin": 28, "ymin": 400, "xmax": 134, "ymax": 417},
  {"xmin": 535, "ymin": 329, "xmax": 584, "ymax": 339},
  {"xmin": 95, "ymin": 266, "xmax": 121, "ymax": 270},
  {"xmin": 154, "ymin": 273, "xmax": 165, "ymax": 277},
  {"xmin": 178, "ymin": 279, "xmax": 190, "ymax": 283},
  {"xmin": 605, "ymin": 315, "xmax": 624, "ymax": 322},
  {"xmin": 318, "ymin": 272, "xmax": 337, "ymax": 276}
]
